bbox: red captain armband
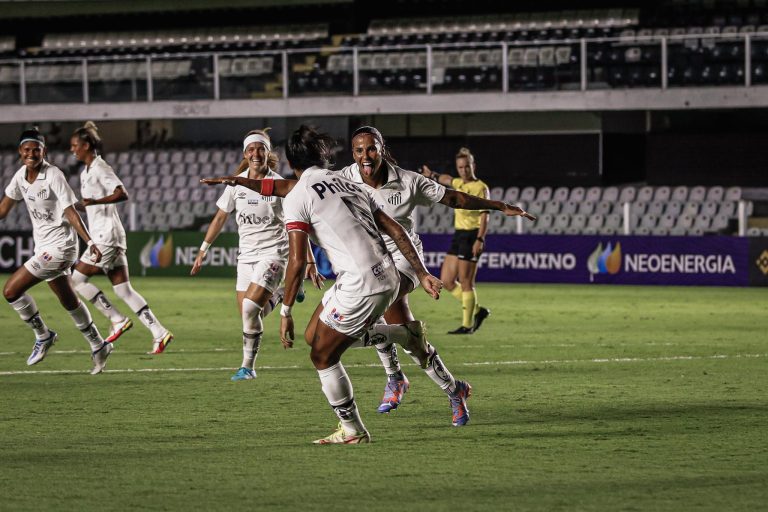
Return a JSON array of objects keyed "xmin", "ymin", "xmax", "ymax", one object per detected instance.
[
  {"xmin": 261, "ymin": 179, "xmax": 275, "ymax": 196},
  {"xmin": 286, "ymin": 221, "xmax": 310, "ymax": 233}
]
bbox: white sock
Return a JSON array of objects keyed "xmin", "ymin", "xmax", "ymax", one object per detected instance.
[
  {"xmin": 241, "ymin": 298, "xmax": 263, "ymax": 369},
  {"xmin": 408, "ymin": 344, "xmax": 457, "ymax": 395},
  {"xmin": 9, "ymin": 294, "xmax": 50, "ymax": 339},
  {"xmin": 317, "ymin": 363, "xmax": 366, "ymax": 435},
  {"xmin": 67, "ymin": 301, "xmax": 104, "ymax": 351},
  {"xmin": 365, "ymin": 323, "xmax": 406, "ymax": 377},
  {"xmin": 113, "ymin": 282, "xmax": 167, "ymax": 339},
  {"xmin": 73, "ymin": 270, "xmax": 125, "ymax": 323}
]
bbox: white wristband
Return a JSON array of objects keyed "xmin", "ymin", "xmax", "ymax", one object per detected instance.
[
  {"xmin": 280, "ymin": 304, "xmax": 292, "ymax": 317},
  {"xmin": 87, "ymin": 240, "xmax": 95, "ymax": 248},
  {"xmin": 200, "ymin": 241, "xmax": 211, "ymax": 253}
]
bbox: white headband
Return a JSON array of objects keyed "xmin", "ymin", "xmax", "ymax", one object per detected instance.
[
  {"xmin": 243, "ymin": 134, "xmax": 271, "ymax": 153},
  {"xmin": 19, "ymin": 138, "xmax": 45, "ymax": 148}
]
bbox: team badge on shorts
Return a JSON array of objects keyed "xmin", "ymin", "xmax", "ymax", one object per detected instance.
[{"xmin": 41, "ymin": 252, "xmax": 52, "ymax": 262}]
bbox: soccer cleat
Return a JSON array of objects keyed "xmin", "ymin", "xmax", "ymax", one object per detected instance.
[
  {"xmin": 105, "ymin": 318, "xmax": 133, "ymax": 343},
  {"xmin": 231, "ymin": 367, "xmax": 256, "ymax": 381},
  {"xmin": 26, "ymin": 330, "xmax": 57, "ymax": 366},
  {"xmin": 447, "ymin": 326, "xmax": 474, "ymax": 335},
  {"xmin": 313, "ymin": 424, "xmax": 371, "ymax": 445},
  {"xmin": 449, "ymin": 380, "xmax": 472, "ymax": 426},
  {"xmin": 472, "ymin": 307, "xmax": 490, "ymax": 333},
  {"xmin": 91, "ymin": 341, "xmax": 114, "ymax": 375},
  {"xmin": 148, "ymin": 331, "xmax": 174, "ymax": 355},
  {"xmin": 377, "ymin": 374, "xmax": 410, "ymax": 413}
]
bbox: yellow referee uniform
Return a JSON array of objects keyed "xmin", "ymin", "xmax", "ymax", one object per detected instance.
[{"xmin": 451, "ymin": 177, "xmax": 490, "ymax": 230}]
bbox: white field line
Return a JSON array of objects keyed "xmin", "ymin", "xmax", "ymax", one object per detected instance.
[{"xmin": 0, "ymin": 352, "xmax": 765, "ymax": 376}]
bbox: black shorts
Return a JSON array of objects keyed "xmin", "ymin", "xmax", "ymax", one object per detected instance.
[{"xmin": 448, "ymin": 229, "xmax": 480, "ymax": 262}]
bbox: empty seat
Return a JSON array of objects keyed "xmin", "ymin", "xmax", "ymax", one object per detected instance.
[
  {"xmin": 618, "ymin": 187, "xmax": 636, "ymax": 203},
  {"xmin": 676, "ymin": 215, "xmax": 694, "ymax": 230},
  {"xmin": 578, "ymin": 201, "xmax": 595, "ymax": 215},
  {"xmin": 665, "ymin": 201, "xmax": 682, "ymax": 216},
  {"xmin": 554, "ymin": 213, "xmax": 570, "ymax": 229},
  {"xmin": 633, "ymin": 201, "xmax": 647, "ymax": 216},
  {"xmin": 587, "ymin": 214, "xmax": 604, "ymax": 229},
  {"xmin": 659, "ymin": 213, "xmax": 676, "ymax": 229},
  {"xmin": 724, "ymin": 186, "xmax": 741, "ymax": 201},
  {"xmin": 647, "ymin": 201, "xmax": 664, "ymax": 215},
  {"xmin": 490, "ymin": 186, "xmax": 504, "ymax": 201},
  {"xmin": 536, "ymin": 186, "xmax": 553, "ymax": 201},
  {"xmin": 552, "ymin": 187, "xmax": 569, "ymax": 202},
  {"xmin": 718, "ymin": 201, "xmax": 736, "ymax": 217},
  {"xmin": 653, "ymin": 186, "xmax": 671, "ymax": 202},
  {"xmin": 706, "ymin": 186, "xmax": 724, "ymax": 202},
  {"xmin": 544, "ymin": 200, "xmax": 561, "ymax": 215},
  {"xmin": 700, "ymin": 201, "xmax": 718, "ymax": 216},
  {"xmin": 602, "ymin": 186, "xmax": 619, "ymax": 202},
  {"xmin": 571, "ymin": 214, "xmax": 587, "ymax": 229},
  {"xmin": 519, "ymin": 187, "xmax": 536, "ymax": 202},
  {"xmin": 595, "ymin": 201, "xmax": 612, "ymax": 215},
  {"xmin": 640, "ymin": 213, "xmax": 658, "ymax": 229},
  {"xmin": 694, "ymin": 214, "xmax": 712, "ymax": 230},
  {"xmin": 651, "ymin": 227, "xmax": 669, "ymax": 236},
  {"xmin": 585, "ymin": 187, "xmax": 602, "ymax": 202},
  {"xmin": 683, "ymin": 202, "xmax": 699, "ymax": 215},
  {"xmin": 671, "ymin": 186, "xmax": 689, "ymax": 202},
  {"xmin": 688, "ymin": 186, "xmax": 706, "ymax": 201},
  {"xmin": 636, "ymin": 186, "xmax": 654, "ymax": 202},
  {"xmin": 669, "ymin": 226, "xmax": 686, "ymax": 236},
  {"xmin": 504, "ymin": 187, "xmax": 519, "ymax": 202},
  {"xmin": 635, "ymin": 226, "xmax": 651, "ymax": 236},
  {"xmin": 605, "ymin": 213, "xmax": 622, "ymax": 229},
  {"xmin": 561, "ymin": 200, "xmax": 578, "ymax": 214},
  {"xmin": 535, "ymin": 213, "xmax": 553, "ymax": 229},
  {"xmin": 569, "ymin": 187, "xmax": 585, "ymax": 202}
]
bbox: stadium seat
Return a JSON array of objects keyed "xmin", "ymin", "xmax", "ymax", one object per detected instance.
[
  {"xmin": 571, "ymin": 214, "xmax": 587, "ymax": 230},
  {"xmin": 647, "ymin": 201, "xmax": 664, "ymax": 216},
  {"xmin": 490, "ymin": 186, "xmax": 504, "ymax": 201},
  {"xmin": 711, "ymin": 214, "xmax": 730, "ymax": 231},
  {"xmin": 664, "ymin": 201, "xmax": 682, "ymax": 216},
  {"xmin": 640, "ymin": 213, "xmax": 658, "ymax": 229},
  {"xmin": 595, "ymin": 201, "xmax": 612, "ymax": 215},
  {"xmin": 724, "ymin": 186, "xmax": 741, "ymax": 201},
  {"xmin": 718, "ymin": 201, "xmax": 736, "ymax": 217},
  {"xmin": 706, "ymin": 186, "xmax": 724, "ymax": 202},
  {"xmin": 552, "ymin": 186, "xmax": 569, "ymax": 202},
  {"xmin": 700, "ymin": 201, "xmax": 718, "ymax": 217},
  {"xmin": 651, "ymin": 227, "xmax": 669, "ymax": 236},
  {"xmin": 554, "ymin": 213, "xmax": 570, "ymax": 230},
  {"xmin": 676, "ymin": 215, "xmax": 694, "ymax": 230},
  {"xmin": 694, "ymin": 215, "xmax": 712, "ymax": 231},
  {"xmin": 561, "ymin": 200, "xmax": 578, "ymax": 215},
  {"xmin": 569, "ymin": 187, "xmax": 585, "ymax": 202},
  {"xmin": 635, "ymin": 226, "xmax": 651, "ymax": 235},
  {"xmin": 543, "ymin": 200, "xmax": 561, "ymax": 215},
  {"xmin": 536, "ymin": 186, "xmax": 553, "ymax": 201},
  {"xmin": 578, "ymin": 201, "xmax": 594, "ymax": 215},
  {"xmin": 519, "ymin": 187, "xmax": 537, "ymax": 202},
  {"xmin": 682, "ymin": 202, "xmax": 700, "ymax": 215},
  {"xmin": 585, "ymin": 186, "xmax": 602, "ymax": 202},
  {"xmin": 659, "ymin": 213, "xmax": 676, "ymax": 229},
  {"xmin": 618, "ymin": 187, "xmax": 636, "ymax": 203},
  {"xmin": 632, "ymin": 201, "xmax": 647, "ymax": 216},
  {"xmin": 653, "ymin": 186, "xmax": 671, "ymax": 202},
  {"xmin": 636, "ymin": 186, "xmax": 654, "ymax": 202},
  {"xmin": 671, "ymin": 186, "xmax": 689, "ymax": 202},
  {"xmin": 504, "ymin": 187, "xmax": 519, "ymax": 202},
  {"xmin": 688, "ymin": 186, "xmax": 706, "ymax": 202},
  {"xmin": 747, "ymin": 227, "xmax": 762, "ymax": 237},
  {"xmin": 587, "ymin": 214, "xmax": 604, "ymax": 229},
  {"xmin": 602, "ymin": 186, "xmax": 619, "ymax": 202}
]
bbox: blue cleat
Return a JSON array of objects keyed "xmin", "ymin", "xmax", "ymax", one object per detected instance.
[
  {"xmin": 26, "ymin": 330, "xmax": 57, "ymax": 366},
  {"xmin": 231, "ymin": 367, "xmax": 256, "ymax": 381},
  {"xmin": 449, "ymin": 380, "xmax": 472, "ymax": 426},
  {"xmin": 377, "ymin": 374, "xmax": 409, "ymax": 413}
]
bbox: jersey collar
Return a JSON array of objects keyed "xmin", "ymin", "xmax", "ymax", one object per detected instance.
[
  {"xmin": 351, "ymin": 161, "xmax": 400, "ymax": 187},
  {"xmin": 24, "ymin": 161, "xmax": 49, "ymax": 182}
]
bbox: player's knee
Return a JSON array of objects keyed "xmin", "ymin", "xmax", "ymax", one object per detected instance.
[
  {"xmin": 310, "ymin": 346, "xmax": 337, "ymax": 369},
  {"xmin": 3, "ymin": 282, "xmax": 18, "ymax": 302}
]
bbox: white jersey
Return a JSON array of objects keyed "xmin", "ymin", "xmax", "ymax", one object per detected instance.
[
  {"xmin": 216, "ymin": 169, "xmax": 288, "ymax": 263},
  {"xmin": 339, "ymin": 162, "xmax": 446, "ymax": 255},
  {"xmin": 283, "ymin": 167, "xmax": 399, "ymax": 296},
  {"xmin": 4, "ymin": 161, "xmax": 78, "ymax": 254},
  {"xmin": 80, "ymin": 155, "xmax": 127, "ymax": 249}
]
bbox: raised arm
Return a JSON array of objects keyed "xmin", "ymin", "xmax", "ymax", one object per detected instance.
[
  {"xmin": 373, "ymin": 209, "xmax": 442, "ymax": 299},
  {"xmin": 0, "ymin": 195, "xmax": 17, "ymax": 220},
  {"xmin": 63, "ymin": 205, "xmax": 102, "ymax": 263},
  {"xmin": 190, "ymin": 208, "xmax": 229, "ymax": 276},
  {"xmin": 420, "ymin": 165, "xmax": 454, "ymax": 188},
  {"xmin": 200, "ymin": 176, "xmax": 297, "ymax": 198},
  {"xmin": 439, "ymin": 189, "xmax": 536, "ymax": 221}
]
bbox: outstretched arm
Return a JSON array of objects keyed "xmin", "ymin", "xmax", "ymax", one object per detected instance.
[
  {"xmin": 420, "ymin": 165, "xmax": 454, "ymax": 188},
  {"xmin": 439, "ymin": 189, "xmax": 536, "ymax": 221},
  {"xmin": 373, "ymin": 209, "xmax": 442, "ymax": 300},
  {"xmin": 63, "ymin": 205, "xmax": 102, "ymax": 263},
  {"xmin": 200, "ymin": 176, "xmax": 297, "ymax": 198}
]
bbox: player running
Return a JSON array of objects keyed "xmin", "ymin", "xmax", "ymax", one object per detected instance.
[
  {"xmin": 339, "ymin": 126, "xmax": 535, "ymax": 420},
  {"xmin": 69, "ymin": 121, "xmax": 174, "ymax": 355},
  {"xmin": 191, "ymin": 129, "xmax": 322, "ymax": 381},
  {"xmin": 1, "ymin": 128, "xmax": 113, "ymax": 374}
]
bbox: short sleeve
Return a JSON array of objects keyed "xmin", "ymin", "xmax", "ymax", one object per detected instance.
[
  {"xmin": 49, "ymin": 168, "xmax": 77, "ymax": 209},
  {"xmin": 478, "ymin": 183, "xmax": 490, "ymax": 212},
  {"xmin": 4, "ymin": 175, "xmax": 22, "ymax": 201},
  {"xmin": 101, "ymin": 166, "xmax": 125, "ymax": 194},
  {"xmin": 283, "ymin": 189, "xmax": 311, "ymax": 233},
  {"xmin": 364, "ymin": 188, "xmax": 380, "ymax": 214},
  {"xmin": 412, "ymin": 171, "xmax": 446, "ymax": 206},
  {"xmin": 215, "ymin": 185, "xmax": 236, "ymax": 213}
]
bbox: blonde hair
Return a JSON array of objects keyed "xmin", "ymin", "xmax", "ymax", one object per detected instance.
[
  {"xmin": 455, "ymin": 147, "xmax": 475, "ymax": 167},
  {"xmin": 72, "ymin": 120, "xmax": 102, "ymax": 152},
  {"xmin": 235, "ymin": 128, "xmax": 278, "ymax": 174}
]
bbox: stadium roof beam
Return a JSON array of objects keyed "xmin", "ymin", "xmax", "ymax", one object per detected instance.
[{"xmin": 4, "ymin": 87, "xmax": 768, "ymax": 123}]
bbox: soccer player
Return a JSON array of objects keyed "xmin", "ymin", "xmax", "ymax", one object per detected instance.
[
  {"xmin": 191, "ymin": 129, "xmax": 323, "ymax": 381},
  {"xmin": 339, "ymin": 126, "xmax": 535, "ymax": 418},
  {"xmin": 0, "ymin": 128, "xmax": 113, "ymax": 374},
  {"xmin": 422, "ymin": 148, "xmax": 500, "ymax": 334},
  {"xmin": 69, "ymin": 121, "xmax": 174, "ymax": 355},
  {"xmin": 203, "ymin": 125, "xmax": 443, "ymax": 444}
]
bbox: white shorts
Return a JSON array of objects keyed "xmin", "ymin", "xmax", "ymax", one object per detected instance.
[
  {"xmin": 24, "ymin": 248, "xmax": 77, "ymax": 282},
  {"xmin": 391, "ymin": 239, "xmax": 424, "ymax": 290},
  {"xmin": 80, "ymin": 244, "xmax": 128, "ymax": 271},
  {"xmin": 320, "ymin": 283, "xmax": 398, "ymax": 339},
  {"xmin": 236, "ymin": 259, "xmax": 286, "ymax": 293}
]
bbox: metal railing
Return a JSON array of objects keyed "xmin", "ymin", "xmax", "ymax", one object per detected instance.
[{"xmin": 1, "ymin": 31, "xmax": 767, "ymax": 105}]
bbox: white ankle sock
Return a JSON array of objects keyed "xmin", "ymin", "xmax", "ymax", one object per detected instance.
[
  {"xmin": 317, "ymin": 363, "xmax": 366, "ymax": 435},
  {"xmin": 9, "ymin": 294, "xmax": 50, "ymax": 339}
]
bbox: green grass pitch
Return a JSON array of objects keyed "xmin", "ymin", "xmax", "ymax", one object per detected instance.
[{"xmin": 1, "ymin": 275, "xmax": 767, "ymax": 511}]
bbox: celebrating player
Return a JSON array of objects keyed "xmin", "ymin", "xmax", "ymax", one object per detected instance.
[
  {"xmin": 69, "ymin": 121, "xmax": 174, "ymax": 355},
  {"xmin": 191, "ymin": 129, "xmax": 322, "ymax": 381},
  {"xmin": 203, "ymin": 125, "xmax": 443, "ymax": 443},
  {"xmin": 0, "ymin": 128, "xmax": 113, "ymax": 374},
  {"xmin": 340, "ymin": 126, "xmax": 534, "ymax": 420}
]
